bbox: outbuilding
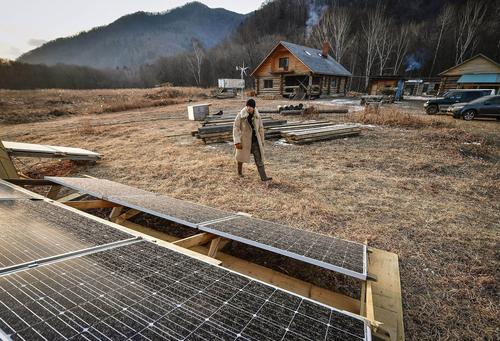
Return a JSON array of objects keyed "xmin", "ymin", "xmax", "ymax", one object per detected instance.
[{"xmin": 438, "ymin": 54, "xmax": 500, "ymax": 95}]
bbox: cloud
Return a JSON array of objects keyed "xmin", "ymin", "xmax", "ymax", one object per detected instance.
[{"xmin": 28, "ymin": 38, "xmax": 48, "ymax": 47}]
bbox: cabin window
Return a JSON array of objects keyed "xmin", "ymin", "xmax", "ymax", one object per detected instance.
[
  {"xmin": 279, "ymin": 57, "xmax": 289, "ymax": 70},
  {"xmin": 263, "ymin": 79, "xmax": 273, "ymax": 88}
]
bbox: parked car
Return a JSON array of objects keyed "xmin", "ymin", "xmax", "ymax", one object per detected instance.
[
  {"xmin": 423, "ymin": 89, "xmax": 495, "ymax": 114},
  {"xmin": 449, "ymin": 95, "xmax": 500, "ymax": 120}
]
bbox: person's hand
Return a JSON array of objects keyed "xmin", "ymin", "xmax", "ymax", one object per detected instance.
[{"xmin": 235, "ymin": 143, "xmax": 242, "ymax": 150}]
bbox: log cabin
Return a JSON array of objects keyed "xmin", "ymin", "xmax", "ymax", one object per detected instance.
[
  {"xmin": 251, "ymin": 41, "xmax": 352, "ymax": 98},
  {"xmin": 438, "ymin": 54, "xmax": 500, "ymax": 95}
]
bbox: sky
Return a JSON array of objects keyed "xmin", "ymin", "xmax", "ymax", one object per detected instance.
[{"xmin": 0, "ymin": 0, "xmax": 265, "ymax": 60}]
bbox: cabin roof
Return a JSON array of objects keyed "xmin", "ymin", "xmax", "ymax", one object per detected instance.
[
  {"xmin": 251, "ymin": 41, "xmax": 352, "ymax": 77},
  {"xmin": 438, "ymin": 54, "xmax": 500, "ymax": 76}
]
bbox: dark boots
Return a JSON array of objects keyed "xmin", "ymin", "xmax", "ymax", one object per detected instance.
[
  {"xmin": 237, "ymin": 162, "xmax": 271, "ymax": 181},
  {"xmin": 257, "ymin": 165, "xmax": 272, "ymax": 182}
]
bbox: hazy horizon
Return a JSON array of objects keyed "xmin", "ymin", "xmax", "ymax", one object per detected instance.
[{"xmin": 0, "ymin": 0, "xmax": 264, "ymax": 60}]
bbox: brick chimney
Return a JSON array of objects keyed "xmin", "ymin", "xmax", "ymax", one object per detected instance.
[{"xmin": 321, "ymin": 41, "xmax": 329, "ymax": 58}]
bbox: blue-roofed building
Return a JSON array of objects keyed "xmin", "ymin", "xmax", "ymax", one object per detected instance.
[
  {"xmin": 251, "ymin": 41, "xmax": 352, "ymax": 98},
  {"xmin": 438, "ymin": 54, "xmax": 500, "ymax": 95}
]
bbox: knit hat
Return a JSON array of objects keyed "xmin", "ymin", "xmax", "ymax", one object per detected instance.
[{"xmin": 246, "ymin": 98, "xmax": 256, "ymax": 108}]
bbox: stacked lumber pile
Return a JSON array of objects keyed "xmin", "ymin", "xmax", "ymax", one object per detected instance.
[
  {"xmin": 282, "ymin": 124, "xmax": 361, "ymax": 144},
  {"xmin": 192, "ymin": 117, "xmax": 287, "ymax": 144}
]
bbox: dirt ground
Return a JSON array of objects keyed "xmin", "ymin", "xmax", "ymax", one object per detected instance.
[{"xmin": 1, "ymin": 88, "xmax": 499, "ymax": 340}]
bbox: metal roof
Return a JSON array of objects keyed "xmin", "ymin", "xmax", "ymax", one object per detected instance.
[
  {"xmin": 457, "ymin": 73, "xmax": 500, "ymax": 83},
  {"xmin": 280, "ymin": 41, "xmax": 352, "ymax": 76}
]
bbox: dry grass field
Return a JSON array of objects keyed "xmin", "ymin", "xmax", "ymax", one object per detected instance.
[{"xmin": 1, "ymin": 88, "xmax": 499, "ymax": 340}]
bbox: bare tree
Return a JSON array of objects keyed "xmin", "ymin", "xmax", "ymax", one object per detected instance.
[
  {"xmin": 392, "ymin": 24, "xmax": 413, "ymax": 75},
  {"xmin": 374, "ymin": 17, "xmax": 394, "ymax": 75},
  {"xmin": 362, "ymin": 3, "xmax": 384, "ymax": 88},
  {"xmin": 428, "ymin": 4, "xmax": 453, "ymax": 77},
  {"xmin": 454, "ymin": 0, "xmax": 488, "ymax": 64},
  {"xmin": 187, "ymin": 38, "xmax": 205, "ymax": 86},
  {"xmin": 310, "ymin": 2, "xmax": 351, "ymax": 63}
]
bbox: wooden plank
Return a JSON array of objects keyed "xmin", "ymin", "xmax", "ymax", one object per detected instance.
[
  {"xmin": 172, "ymin": 232, "xmax": 217, "ymax": 249},
  {"xmin": 369, "ymin": 248, "xmax": 405, "ymax": 341},
  {"xmin": 208, "ymin": 237, "xmax": 223, "ymax": 258},
  {"xmin": 46, "ymin": 185, "xmax": 61, "ymax": 199},
  {"xmin": 64, "ymin": 199, "xmax": 121, "ymax": 209},
  {"xmin": 57, "ymin": 192, "xmax": 86, "ymax": 202}
]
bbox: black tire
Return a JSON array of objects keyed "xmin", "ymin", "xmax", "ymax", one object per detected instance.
[
  {"xmin": 462, "ymin": 110, "xmax": 476, "ymax": 121},
  {"xmin": 425, "ymin": 105, "xmax": 438, "ymax": 115}
]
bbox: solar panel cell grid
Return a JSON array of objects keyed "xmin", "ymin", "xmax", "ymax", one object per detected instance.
[
  {"xmin": 108, "ymin": 194, "xmax": 235, "ymax": 226},
  {"xmin": 0, "ymin": 200, "xmax": 132, "ymax": 270},
  {"xmin": 0, "ymin": 241, "xmax": 369, "ymax": 340},
  {"xmin": 0, "ymin": 183, "xmax": 33, "ymax": 200},
  {"xmin": 201, "ymin": 216, "xmax": 366, "ymax": 278}
]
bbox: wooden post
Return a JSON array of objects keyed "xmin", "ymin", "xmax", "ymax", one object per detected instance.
[
  {"xmin": 208, "ymin": 237, "xmax": 223, "ymax": 258},
  {"xmin": 0, "ymin": 141, "xmax": 18, "ymax": 179},
  {"xmin": 280, "ymin": 74, "xmax": 284, "ymax": 95},
  {"xmin": 308, "ymin": 74, "xmax": 313, "ymax": 98},
  {"xmin": 109, "ymin": 206, "xmax": 123, "ymax": 221},
  {"xmin": 327, "ymin": 76, "xmax": 331, "ymax": 95}
]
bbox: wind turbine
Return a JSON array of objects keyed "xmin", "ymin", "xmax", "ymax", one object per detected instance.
[{"xmin": 236, "ymin": 62, "xmax": 249, "ymax": 98}]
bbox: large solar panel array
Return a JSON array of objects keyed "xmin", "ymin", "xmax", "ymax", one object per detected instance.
[
  {"xmin": 0, "ymin": 241, "xmax": 370, "ymax": 340},
  {"xmin": 46, "ymin": 177, "xmax": 367, "ymax": 280},
  {"xmin": 0, "ymin": 182, "xmax": 371, "ymax": 340}
]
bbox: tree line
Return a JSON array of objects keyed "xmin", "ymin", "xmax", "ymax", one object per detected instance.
[{"xmin": 1, "ymin": 0, "xmax": 498, "ymax": 91}]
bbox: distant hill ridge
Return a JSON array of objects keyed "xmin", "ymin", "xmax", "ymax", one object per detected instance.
[{"xmin": 18, "ymin": 2, "xmax": 244, "ymax": 69}]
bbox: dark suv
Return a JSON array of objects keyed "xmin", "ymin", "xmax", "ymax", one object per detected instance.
[
  {"xmin": 449, "ymin": 95, "xmax": 500, "ymax": 121},
  {"xmin": 423, "ymin": 89, "xmax": 494, "ymax": 114}
]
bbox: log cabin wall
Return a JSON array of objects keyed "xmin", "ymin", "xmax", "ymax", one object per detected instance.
[{"xmin": 252, "ymin": 43, "xmax": 351, "ymax": 96}]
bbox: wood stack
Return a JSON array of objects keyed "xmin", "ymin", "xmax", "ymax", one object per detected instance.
[
  {"xmin": 193, "ymin": 118, "xmax": 287, "ymax": 144},
  {"xmin": 282, "ymin": 124, "xmax": 361, "ymax": 144}
]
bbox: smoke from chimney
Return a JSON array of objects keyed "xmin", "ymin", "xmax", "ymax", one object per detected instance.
[{"xmin": 321, "ymin": 42, "xmax": 330, "ymax": 58}]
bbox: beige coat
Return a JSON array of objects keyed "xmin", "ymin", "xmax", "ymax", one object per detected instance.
[{"xmin": 233, "ymin": 107, "xmax": 265, "ymax": 163}]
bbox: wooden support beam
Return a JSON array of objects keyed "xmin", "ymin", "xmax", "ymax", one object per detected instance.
[
  {"xmin": 366, "ymin": 280, "xmax": 375, "ymax": 322},
  {"xmin": 208, "ymin": 237, "xmax": 223, "ymax": 258},
  {"xmin": 57, "ymin": 192, "xmax": 86, "ymax": 203},
  {"xmin": 172, "ymin": 233, "xmax": 217, "ymax": 249},
  {"xmin": 109, "ymin": 206, "xmax": 123, "ymax": 222},
  {"xmin": 114, "ymin": 208, "xmax": 141, "ymax": 224},
  {"xmin": 46, "ymin": 185, "xmax": 61, "ymax": 199},
  {"xmin": 64, "ymin": 200, "xmax": 120, "ymax": 210}
]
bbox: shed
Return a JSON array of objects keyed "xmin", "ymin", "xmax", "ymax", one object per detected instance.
[
  {"xmin": 438, "ymin": 54, "xmax": 500, "ymax": 94},
  {"xmin": 251, "ymin": 41, "xmax": 352, "ymax": 98}
]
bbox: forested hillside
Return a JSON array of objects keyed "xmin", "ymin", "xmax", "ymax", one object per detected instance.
[{"xmin": 17, "ymin": 2, "xmax": 244, "ymax": 69}]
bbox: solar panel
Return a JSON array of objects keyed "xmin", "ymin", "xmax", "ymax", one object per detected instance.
[
  {"xmin": 45, "ymin": 177, "xmax": 152, "ymax": 199},
  {"xmin": 0, "ymin": 241, "xmax": 370, "ymax": 340},
  {"xmin": 45, "ymin": 177, "xmax": 367, "ymax": 280},
  {"xmin": 0, "ymin": 183, "xmax": 34, "ymax": 200},
  {"xmin": 200, "ymin": 216, "xmax": 367, "ymax": 280},
  {"xmin": 107, "ymin": 195, "xmax": 236, "ymax": 226},
  {"xmin": 0, "ymin": 200, "xmax": 133, "ymax": 271}
]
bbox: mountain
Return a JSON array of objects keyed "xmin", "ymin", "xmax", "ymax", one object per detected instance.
[{"xmin": 17, "ymin": 2, "xmax": 244, "ymax": 69}]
